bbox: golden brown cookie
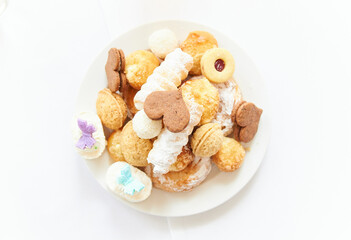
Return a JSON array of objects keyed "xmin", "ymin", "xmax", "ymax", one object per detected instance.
[
  {"xmin": 145, "ymin": 157, "xmax": 212, "ymax": 192},
  {"xmin": 120, "ymin": 121, "xmax": 153, "ymax": 167},
  {"xmin": 212, "ymin": 137, "xmax": 245, "ymax": 172},
  {"xmin": 144, "ymin": 90, "xmax": 190, "ymax": 133},
  {"xmin": 107, "ymin": 130, "xmax": 125, "ymax": 162},
  {"xmin": 181, "ymin": 77, "xmax": 219, "ymax": 125},
  {"xmin": 190, "ymin": 123, "xmax": 223, "ymax": 157},
  {"xmin": 180, "ymin": 31, "xmax": 218, "ymax": 75},
  {"xmin": 169, "ymin": 145, "xmax": 194, "ymax": 172},
  {"xmin": 96, "ymin": 88, "xmax": 127, "ymax": 130},
  {"xmin": 201, "ymin": 48, "xmax": 235, "ymax": 83},
  {"xmin": 125, "ymin": 50, "xmax": 160, "ymax": 90}
]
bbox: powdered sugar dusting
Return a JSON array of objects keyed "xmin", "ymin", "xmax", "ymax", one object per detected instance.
[
  {"xmin": 151, "ymin": 157, "xmax": 212, "ymax": 192},
  {"xmin": 133, "ymin": 48, "xmax": 193, "ymax": 110},
  {"xmin": 212, "ymin": 79, "xmax": 243, "ymax": 136},
  {"xmin": 147, "ymin": 98, "xmax": 204, "ymax": 174}
]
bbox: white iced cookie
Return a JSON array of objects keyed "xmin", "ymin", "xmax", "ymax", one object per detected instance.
[
  {"xmin": 148, "ymin": 29, "xmax": 178, "ymax": 59},
  {"xmin": 72, "ymin": 112, "xmax": 106, "ymax": 159},
  {"xmin": 132, "ymin": 109, "xmax": 162, "ymax": 139},
  {"xmin": 105, "ymin": 162, "xmax": 152, "ymax": 202}
]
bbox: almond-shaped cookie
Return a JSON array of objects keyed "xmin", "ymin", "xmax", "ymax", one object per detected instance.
[{"xmin": 96, "ymin": 88, "xmax": 127, "ymax": 130}]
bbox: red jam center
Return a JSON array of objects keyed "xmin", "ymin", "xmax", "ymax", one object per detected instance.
[{"xmin": 214, "ymin": 59, "xmax": 225, "ymax": 72}]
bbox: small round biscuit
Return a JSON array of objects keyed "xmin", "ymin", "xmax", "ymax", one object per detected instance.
[
  {"xmin": 121, "ymin": 121, "xmax": 153, "ymax": 167},
  {"xmin": 169, "ymin": 145, "xmax": 194, "ymax": 172},
  {"xmin": 201, "ymin": 48, "xmax": 235, "ymax": 83},
  {"xmin": 145, "ymin": 157, "xmax": 211, "ymax": 192},
  {"xmin": 212, "ymin": 137, "xmax": 245, "ymax": 172},
  {"xmin": 181, "ymin": 77, "xmax": 219, "ymax": 125},
  {"xmin": 148, "ymin": 29, "xmax": 179, "ymax": 59},
  {"xmin": 96, "ymin": 88, "xmax": 127, "ymax": 130},
  {"xmin": 107, "ymin": 130, "xmax": 125, "ymax": 162},
  {"xmin": 180, "ymin": 31, "xmax": 218, "ymax": 75},
  {"xmin": 190, "ymin": 123, "xmax": 223, "ymax": 157},
  {"xmin": 125, "ymin": 50, "xmax": 160, "ymax": 90},
  {"xmin": 132, "ymin": 109, "xmax": 162, "ymax": 139}
]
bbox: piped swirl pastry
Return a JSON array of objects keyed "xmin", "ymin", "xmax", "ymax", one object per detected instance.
[
  {"xmin": 133, "ymin": 48, "xmax": 193, "ymax": 110},
  {"xmin": 147, "ymin": 98, "xmax": 204, "ymax": 174}
]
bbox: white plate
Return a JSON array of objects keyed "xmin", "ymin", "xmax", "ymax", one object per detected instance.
[{"xmin": 76, "ymin": 20, "xmax": 271, "ymax": 217}]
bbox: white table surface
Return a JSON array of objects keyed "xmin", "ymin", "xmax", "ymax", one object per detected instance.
[{"xmin": 1, "ymin": 0, "xmax": 351, "ymax": 239}]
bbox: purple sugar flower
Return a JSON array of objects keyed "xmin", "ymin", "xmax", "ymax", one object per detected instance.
[{"xmin": 76, "ymin": 119, "xmax": 96, "ymax": 150}]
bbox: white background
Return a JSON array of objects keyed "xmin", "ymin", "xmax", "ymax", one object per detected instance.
[{"xmin": 1, "ymin": 0, "xmax": 351, "ymax": 239}]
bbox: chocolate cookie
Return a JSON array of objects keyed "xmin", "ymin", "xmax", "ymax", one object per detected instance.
[
  {"xmin": 232, "ymin": 101, "xmax": 262, "ymax": 143},
  {"xmin": 144, "ymin": 90, "xmax": 190, "ymax": 133}
]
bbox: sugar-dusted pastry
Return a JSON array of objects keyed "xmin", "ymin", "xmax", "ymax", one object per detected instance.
[
  {"xmin": 169, "ymin": 145, "xmax": 194, "ymax": 172},
  {"xmin": 180, "ymin": 31, "xmax": 218, "ymax": 75},
  {"xmin": 134, "ymin": 48, "xmax": 193, "ymax": 110},
  {"xmin": 132, "ymin": 109, "xmax": 162, "ymax": 139},
  {"xmin": 147, "ymin": 98, "xmax": 203, "ymax": 174},
  {"xmin": 212, "ymin": 137, "xmax": 245, "ymax": 172},
  {"xmin": 106, "ymin": 161, "xmax": 152, "ymax": 202},
  {"xmin": 148, "ymin": 29, "xmax": 179, "ymax": 59},
  {"xmin": 145, "ymin": 157, "xmax": 211, "ymax": 192},
  {"xmin": 190, "ymin": 123, "xmax": 223, "ymax": 157},
  {"xmin": 107, "ymin": 130, "xmax": 125, "ymax": 162},
  {"xmin": 212, "ymin": 78, "xmax": 243, "ymax": 136},
  {"xmin": 201, "ymin": 48, "xmax": 235, "ymax": 83},
  {"xmin": 125, "ymin": 50, "xmax": 160, "ymax": 90},
  {"xmin": 96, "ymin": 88, "xmax": 127, "ymax": 130},
  {"xmin": 121, "ymin": 121, "xmax": 153, "ymax": 167},
  {"xmin": 181, "ymin": 77, "xmax": 219, "ymax": 125},
  {"xmin": 72, "ymin": 112, "xmax": 106, "ymax": 159}
]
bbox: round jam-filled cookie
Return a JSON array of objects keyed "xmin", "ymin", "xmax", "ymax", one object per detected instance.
[
  {"xmin": 145, "ymin": 157, "xmax": 211, "ymax": 192},
  {"xmin": 106, "ymin": 161, "xmax": 152, "ymax": 202},
  {"xmin": 201, "ymin": 48, "xmax": 235, "ymax": 83},
  {"xmin": 125, "ymin": 50, "xmax": 160, "ymax": 90},
  {"xmin": 181, "ymin": 77, "xmax": 219, "ymax": 125},
  {"xmin": 96, "ymin": 88, "xmax": 127, "ymax": 130},
  {"xmin": 180, "ymin": 31, "xmax": 218, "ymax": 75},
  {"xmin": 190, "ymin": 123, "xmax": 223, "ymax": 157},
  {"xmin": 107, "ymin": 130, "xmax": 125, "ymax": 162},
  {"xmin": 121, "ymin": 121, "xmax": 153, "ymax": 167},
  {"xmin": 72, "ymin": 112, "xmax": 106, "ymax": 159},
  {"xmin": 132, "ymin": 109, "xmax": 162, "ymax": 139},
  {"xmin": 212, "ymin": 137, "xmax": 245, "ymax": 172},
  {"xmin": 169, "ymin": 145, "xmax": 194, "ymax": 172},
  {"xmin": 148, "ymin": 29, "xmax": 179, "ymax": 59}
]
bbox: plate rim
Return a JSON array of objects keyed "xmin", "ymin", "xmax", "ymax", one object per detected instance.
[{"xmin": 76, "ymin": 19, "xmax": 271, "ymax": 217}]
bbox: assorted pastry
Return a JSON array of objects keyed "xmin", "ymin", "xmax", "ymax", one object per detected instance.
[{"xmin": 72, "ymin": 28, "xmax": 263, "ymax": 202}]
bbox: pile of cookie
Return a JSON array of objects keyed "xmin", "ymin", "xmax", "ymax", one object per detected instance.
[{"xmin": 72, "ymin": 29, "xmax": 262, "ymax": 202}]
